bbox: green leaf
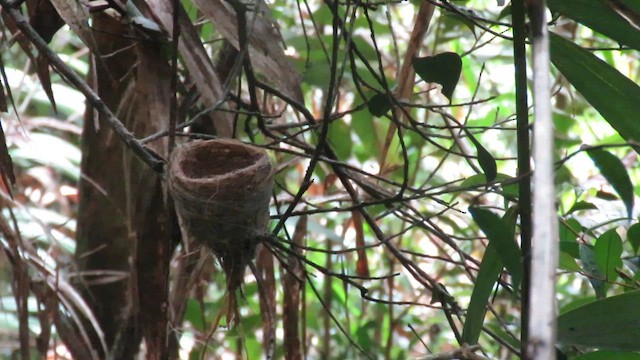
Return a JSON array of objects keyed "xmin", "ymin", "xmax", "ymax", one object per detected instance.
[
  {"xmin": 559, "ymin": 240, "xmax": 580, "ymax": 259},
  {"xmin": 460, "ymin": 173, "xmax": 510, "ymax": 188},
  {"xmin": 550, "ymin": 33, "xmax": 640, "ymax": 149},
  {"xmin": 327, "ymin": 118, "xmax": 352, "ymax": 159},
  {"xmin": 579, "ymin": 244, "xmax": 606, "ymax": 299},
  {"xmin": 548, "ymin": 0, "xmax": 640, "ymax": 51},
  {"xmin": 412, "ymin": 52, "xmax": 462, "ymax": 102},
  {"xmin": 469, "ymin": 207, "xmax": 522, "ymax": 287},
  {"xmin": 586, "ymin": 147, "xmax": 634, "ymax": 218},
  {"xmin": 559, "ymin": 218, "xmax": 582, "ymax": 243},
  {"xmin": 557, "ymin": 290, "xmax": 640, "ymax": 351},
  {"xmin": 367, "ymin": 93, "xmax": 392, "ymax": 117},
  {"xmin": 462, "ymin": 207, "xmax": 518, "ymax": 345},
  {"xmin": 462, "ymin": 242, "xmax": 502, "ymax": 345},
  {"xmin": 559, "ymin": 252, "xmax": 582, "ymax": 272},
  {"xmin": 184, "ymin": 299, "xmax": 206, "ymax": 331},
  {"xmin": 566, "ymin": 201, "xmax": 598, "ymax": 215},
  {"xmin": 575, "ymin": 351, "xmax": 640, "ymax": 360},
  {"xmin": 466, "ymin": 131, "xmax": 497, "ymax": 182},
  {"xmin": 352, "ymin": 110, "xmax": 381, "ymax": 161},
  {"xmin": 628, "ymin": 223, "xmax": 640, "ymax": 254},
  {"xmin": 594, "ymin": 229, "xmax": 623, "ymax": 286}
]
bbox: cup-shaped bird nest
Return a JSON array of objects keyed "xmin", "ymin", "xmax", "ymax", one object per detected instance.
[{"xmin": 168, "ymin": 139, "xmax": 273, "ymax": 292}]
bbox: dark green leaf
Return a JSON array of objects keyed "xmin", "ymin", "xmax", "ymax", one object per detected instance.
[
  {"xmin": 594, "ymin": 229, "xmax": 623, "ymax": 285},
  {"xmin": 559, "ymin": 218, "xmax": 582, "ymax": 243},
  {"xmin": 575, "ymin": 351, "xmax": 640, "ymax": 360},
  {"xmin": 462, "ymin": 206, "xmax": 518, "ymax": 344},
  {"xmin": 628, "ymin": 223, "xmax": 640, "ymax": 254},
  {"xmin": 466, "ymin": 131, "xmax": 497, "ymax": 182},
  {"xmin": 469, "ymin": 207, "xmax": 522, "ymax": 287},
  {"xmin": 586, "ymin": 147, "xmax": 634, "ymax": 218},
  {"xmin": 560, "ymin": 240, "xmax": 580, "ymax": 259},
  {"xmin": 557, "ymin": 291, "xmax": 640, "ymax": 351},
  {"xmin": 548, "ymin": 0, "xmax": 640, "ymax": 51},
  {"xmin": 367, "ymin": 93, "xmax": 392, "ymax": 117},
  {"xmin": 550, "ymin": 33, "xmax": 640, "ymax": 150},
  {"xmin": 412, "ymin": 52, "xmax": 462, "ymax": 102},
  {"xmin": 579, "ymin": 244, "xmax": 606, "ymax": 299},
  {"xmin": 596, "ymin": 190, "xmax": 620, "ymax": 201},
  {"xmin": 566, "ymin": 201, "xmax": 598, "ymax": 215},
  {"xmin": 462, "ymin": 243, "xmax": 502, "ymax": 345}
]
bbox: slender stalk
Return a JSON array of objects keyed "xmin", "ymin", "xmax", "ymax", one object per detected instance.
[
  {"xmin": 528, "ymin": 0, "xmax": 559, "ymax": 358},
  {"xmin": 511, "ymin": 0, "xmax": 532, "ymax": 353}
]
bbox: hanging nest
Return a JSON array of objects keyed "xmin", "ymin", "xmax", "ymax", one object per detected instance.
[{"xmin": 168, "ymin": 139, "xmax": 273, "ymax": 293}]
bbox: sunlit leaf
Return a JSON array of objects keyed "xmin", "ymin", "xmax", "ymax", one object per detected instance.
[
  {"xmin": 558, "ymin": 291, "xmax": 640, "ymax": 350},
  {"xmin": 412, "ymin": 52, "xmax": 462, "ymax": 102},
  {"xmin": 586, "ymin": 147, "xmax": 634, "ymax": 218}
]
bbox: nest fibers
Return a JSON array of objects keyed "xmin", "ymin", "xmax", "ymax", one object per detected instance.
[{"xmin": 168, "ymin": 139, "xmax": 273, "ymax": 292}]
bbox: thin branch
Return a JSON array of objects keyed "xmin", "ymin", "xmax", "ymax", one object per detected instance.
[{"xmin": 0, "ymin": 1, "xmax": 165, "ymax": 173}]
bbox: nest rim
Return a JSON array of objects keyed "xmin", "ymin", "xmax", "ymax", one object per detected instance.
[{"xmin": 169, "ymin": 139, "xmax": 271, "ymax": 186}]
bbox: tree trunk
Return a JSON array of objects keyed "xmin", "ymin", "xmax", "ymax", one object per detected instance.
[{"xmin": 76, "ymin": 12, "xmax": 173, "ymax": 359}]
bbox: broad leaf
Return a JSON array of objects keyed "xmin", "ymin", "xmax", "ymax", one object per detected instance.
[
  {"xmin": 586, "ymin": 147, "xmax": 634, "ymax": 218},
  {"xmin": 412, "ymin": 52, "xmax": 462, "ymax": 103},
  {"xmin": 550, "ymin": 33, "xmax": 640, "ymax": 149},
  {"xmin": 594, "ymin": 229, "xmax": 623, "ymax": 286},
  {"xmin": 469, "ymin": 207, "xmax": 522, "ymax": 287},
  {"xmin": 367, "ymin": 93, "xmax": 392, "ymax": 117},
  {"xmin": 557, "ymin": 291, "xmax": 640, "ymax": 351}
]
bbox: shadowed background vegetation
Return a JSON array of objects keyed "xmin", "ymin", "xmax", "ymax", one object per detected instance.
[{"xmin": 0, "ymin": 0, "xmax": 639, "ymax": 359}]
